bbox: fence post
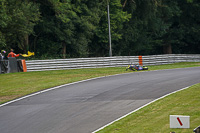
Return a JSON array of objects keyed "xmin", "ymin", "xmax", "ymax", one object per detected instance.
[
  {"xmin": 138, "ymin": 56, "xmax": 143, "ymax": 66},
  {"xmin": 21, "ymin": 60, "xmax": 27, "ymax": 72}
]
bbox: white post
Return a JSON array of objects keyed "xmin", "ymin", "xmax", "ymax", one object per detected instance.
[{"xmin": 107, "ymin": 0, "xmax": 112, "ymax": 57}]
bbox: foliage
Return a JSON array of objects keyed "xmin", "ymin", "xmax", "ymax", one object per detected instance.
[
  {"xmin": 0, "ymin": 0, "xmax": 10, "ymax": 48},
  {"xmin": 0, "ymin": 0, "xmax": 40, "ymax": 53},
  {"xmin": 0, "ymin": 0, "xmax": 199, "ymax": 58}
]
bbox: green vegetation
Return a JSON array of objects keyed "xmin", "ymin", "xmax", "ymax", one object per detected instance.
[
  {"xmin": 0, "ymin": 62, "xmax": 199, "ymax": 105},
  {"xmin": 148, "ymin": 62, "xmax": 200, "ymax": 70},
  {"xmin": 0, "ymin": 0, "xmax": 200, "ymax": 58},
  {"xmin": 97, "ymin": 83, "xmax": 200, "ymax": 133}
]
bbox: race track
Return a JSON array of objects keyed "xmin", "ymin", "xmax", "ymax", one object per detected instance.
[{"xmin": 0, "ymin": 67, "xmax": 200, "ymax": 133}]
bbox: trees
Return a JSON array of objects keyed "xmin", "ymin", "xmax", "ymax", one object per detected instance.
[
  {"xmin": 33, "ymin": 0, "xmax": 130, "ymax": 58},
  {"xmin": 0, "ymin": 0, "xmax": 199, "ymax": 58},
  {"xmin": 150, "ymin": 0, "xmax": 182, "ymax": 54},
  {"xmin": 0, "ymin": 0, "xmax": 10, "ymax": 49},
  {"xmin": 0, "ymin": 0, "xmax": 40, "ymax": 53},
  {"xmin": 118, "ymin": 0, "xmax": 159, "ymax": 55},
  {"xmin": 90, "ymin": 0, "xmax": 131, "ymax": 57},
  {"xmin": 32, "ymin": 0, "xmax": 103, "ymax": 58},
  {"xmin": 176, "ymin": 0, "xmax": 200, "ymax": 54},
  {"xmin": 118, "ymin": 0, "xmax": 200, "ymax": 55}
]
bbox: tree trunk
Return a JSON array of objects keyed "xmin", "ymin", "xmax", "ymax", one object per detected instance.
[
  {"xmin": 62, "ymin": 42, "xmax": 66, "ymax": 59},
  {"xmin": 23, "ymin": 34, "xmax": 29, "ymax": 53},
  {"xmin": 34, "ymin": 32, "xmax": 41, "ymax": 54},
  {"xmin": 163, "ymin": 44, "xmax": 172, "ymax": 54},
  {"xmin": 123, "ymin": 0, "xmax": 127, "ymax": 8}
]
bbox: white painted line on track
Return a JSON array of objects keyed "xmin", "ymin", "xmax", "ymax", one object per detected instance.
[
  {"xmin": 0, "ymin": 67, "xmax": 195, "ymax": 108},
  {"xmin": 91, "ymin": 86, "xmax": 191, "ymax": 133},
  {"xmin": 0, "ymin": 72, "xmax": 134, "ymax": 108},
  {"xmin": 0, "ymin": 68, "xmax": 197, "ymax": 132},
  {"xmin": 0, "ymin": 76, "xmax": 104, "ymax": 108}
]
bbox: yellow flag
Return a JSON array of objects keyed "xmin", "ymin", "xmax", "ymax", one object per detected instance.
[
  {"xmin": 28, "ymin": 51, "xmax": 34, "ymax": 56},
  {"xmin": 21, "ymin": 51, "xmax": 35, "ymax": 57}
]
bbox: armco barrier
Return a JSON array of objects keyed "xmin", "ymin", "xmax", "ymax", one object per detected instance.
[
  {"xmin": 0, "ymin": 58, "xmax": 24, "ymax": 74},
  {"xmin": 26, "ymin": 54, "xmax": 200, "ymax": 72}
]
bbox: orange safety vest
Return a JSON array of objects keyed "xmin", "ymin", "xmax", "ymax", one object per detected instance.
[{"xmin": 7, "ymin": 52, "xmax": 20, "ymax": 57}]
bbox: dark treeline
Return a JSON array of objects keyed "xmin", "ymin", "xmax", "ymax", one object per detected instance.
[{"xmin": 0, "ymin": 0, "xmax": 200, "ymax": 59}]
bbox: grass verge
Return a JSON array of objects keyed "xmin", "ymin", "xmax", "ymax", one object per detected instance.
[
  {"xmin": 97, "ymin": 83, "xmax": 200, "ymax": 133},
  {"xmin": 0, "ymin": 62, "xmax": 199, "ymax": 105}
]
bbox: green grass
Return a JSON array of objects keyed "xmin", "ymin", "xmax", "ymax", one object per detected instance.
[
  {"xmin": 148, "ymin": 62, "xmax": 200, "ymax": 70},
  {"xmin": 0, "ymin": 62, "xmax": 199, "ymax": 105},
  {"xmin": 97, "ymin": 83, "xmax": 200, "ymax": 133}
]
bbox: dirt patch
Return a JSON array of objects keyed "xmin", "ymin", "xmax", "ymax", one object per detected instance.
[{"xmin": 0, "ymin": 95, "xmax": 21, "ymax": 103}]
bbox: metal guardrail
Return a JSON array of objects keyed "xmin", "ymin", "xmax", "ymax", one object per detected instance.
[{"xmin": 26, "ymin": 54, "xmax": 200, "ymax": 72}]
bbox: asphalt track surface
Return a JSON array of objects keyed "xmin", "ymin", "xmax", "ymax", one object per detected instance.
[{"xmin": 0, "ymin": 67, "xmax": 200, "ymax": 133}]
